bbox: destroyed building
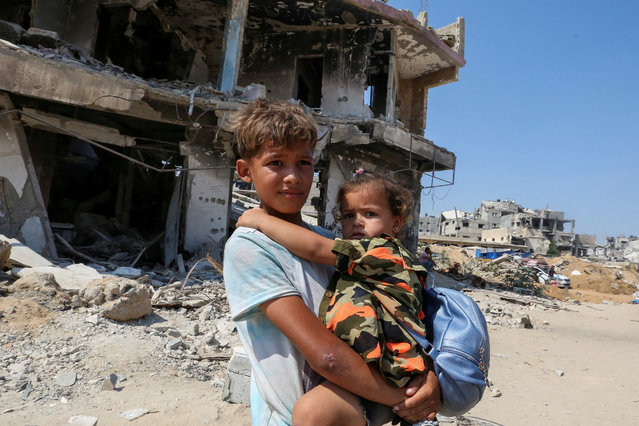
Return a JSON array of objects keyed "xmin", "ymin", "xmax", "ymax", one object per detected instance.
[
  {"xmin": 424, "ymin": 200, "xmax": 584, "ymax": 255},
  {"xmin": 418, "ymin": 214, "xmax": 439, "ymax": 236},
  {"xmin": 439, "ymin": 209, "xmax": 488, "ymax": 241},
  {"xmin": 0, "ymin": 0, "xmax": 465, "ymax": 266},
  {"xmin": 605, "ymin": 236, "xmax": 639, "ymax": 263}
]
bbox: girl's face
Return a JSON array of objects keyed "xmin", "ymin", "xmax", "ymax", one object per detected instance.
[{"xmin": 339, "ymin": 186, "xmax": 403, "ymax": 240}]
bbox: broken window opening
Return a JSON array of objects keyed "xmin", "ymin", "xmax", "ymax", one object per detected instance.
[
  {"xmin": 365, "ymin": 57, "xmax": 389, "ymax": 117},
  {"xmin": 365, "ymin": 29, "xmax": 390, "ymax": 117},
  {"xmin": 294, "ymin": 56, "xmax": 323, "ymax": 109}
]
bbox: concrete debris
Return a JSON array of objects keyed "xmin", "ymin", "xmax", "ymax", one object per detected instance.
[
  {"xmin": 0, "ymin": 235, "xmax": 53, "ymax": 268},
  {"xmin": 81, "ymin": 277, "xmax": 153, "ymax": 321},
  {"xmin": 56, "ymin": 370, "xmax": 77, "ymax": 387},
  {"xmin": 9, "ymin": 272, "xmax": 77, "ymax": 311},
  {"xmin": 222, "ymin": 346, "xmax": 251, "ymax": 405},
  {"xmin": 68, "ymin": 415, "xmax": 98, "ymax": 426},
  {"xmin": 120, "ymin": 408, "xmax": 149, "ymax": 421},
  {"xmin": 167, "ymin": 338, "xmax": 185, "ymax": 350},
  {"xmin": 101, "ymin": 373, "xmax": 118, "ymax": 391},
  {"xmin": 12, "ymin": 264, "xmax": 102, "ymax": 290},
  {"xmin": 112, "ymin": 267, "xmax": 143, "ymax": 279},
  {"xmin": 0, "ymin": 267, "xmax": 236, "ymax": 412}
]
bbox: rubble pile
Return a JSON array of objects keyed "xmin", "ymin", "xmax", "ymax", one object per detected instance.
[
  {"xmin": 425, "ymin": 245, "xmax": 639, "ymax": 303},
  {"xmin": 0, "ymin": 233, "xmax": 637, "ymax": 423},
  {"xmin": 0, "ymin": 234, "xmax": 240, "ymax": 417}
]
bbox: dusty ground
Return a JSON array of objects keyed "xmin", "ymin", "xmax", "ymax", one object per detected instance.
[
  {"xmin": 1, "ymin": 251, "xmax": 638, "ymax": 425},
  {"xmin": 463, "ymin": 291, "xmax": 639, "ymax": 425}
]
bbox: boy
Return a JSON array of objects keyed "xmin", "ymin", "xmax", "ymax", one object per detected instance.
[{"xmin": 223, "ymin": 99, "xmax": 440, "ymax": 425}]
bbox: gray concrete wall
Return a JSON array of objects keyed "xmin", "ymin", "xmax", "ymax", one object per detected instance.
[
  {"xmin": 0, "ymin": 95, "xmax": 56, "ymax": 256},
  {"xmin": 182, "ymin": 143, "xmax": 233, "ymax": 259}
]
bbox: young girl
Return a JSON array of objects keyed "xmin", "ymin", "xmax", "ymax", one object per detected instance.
[{"xmin": 237, "ymin": 169, "xmax": 436, "ymax": 425}]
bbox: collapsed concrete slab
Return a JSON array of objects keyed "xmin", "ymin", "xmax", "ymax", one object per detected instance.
[{"xmin": 12, "ymin": 263, "xmax": 102, "ymax": 290}]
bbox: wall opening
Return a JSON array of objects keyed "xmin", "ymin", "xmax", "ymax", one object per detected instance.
[
  {"xmin": 295, "ymin": 56, "xmax": 323, "ymax": 108},
  {"xmin": 365, "ymin": 29, "xmax": 390, "ymax": 117},
  {"xmin": 26, "ymin": 127, "xmax": 180, "ymax": 266},
  {"xmin": 94, "ymin": 5, "xmax": 193, "ymax": 81}
]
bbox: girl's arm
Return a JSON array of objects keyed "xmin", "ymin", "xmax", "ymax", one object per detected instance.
[{"xmin": 237, "ymin": 208, "xmax": 337, "ymax": 265}]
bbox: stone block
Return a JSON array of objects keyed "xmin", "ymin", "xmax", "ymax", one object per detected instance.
[{"xmin": 222, "ymin": 346, "xmax": 251, "ymax": 405}]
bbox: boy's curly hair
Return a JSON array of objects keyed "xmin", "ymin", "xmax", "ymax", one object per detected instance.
[
  {"xmin": 333, "ymin": 170, "xmax": 414, "ymax": 224},
  {"xmin": 231, "ymin": 99, "xmax": 318, "ymax": 159}
]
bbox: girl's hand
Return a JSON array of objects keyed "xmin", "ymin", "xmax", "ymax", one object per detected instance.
[{"xmin": 236, "ymin": 207, "xmax": 269, "ymax": 229}]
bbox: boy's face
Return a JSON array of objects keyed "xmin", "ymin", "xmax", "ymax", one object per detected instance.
[
  {"xmin": 236, "ymin": 140, "xmax": 314, "ymax": 224},
  {"xmin": 340, "ymin": 187, "xmax": 402, "ymax": 240}
]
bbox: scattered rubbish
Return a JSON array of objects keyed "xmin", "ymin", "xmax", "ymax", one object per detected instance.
[{"xmin": 554, "ymin": 369, "xmax": 565, "ymax": 377}]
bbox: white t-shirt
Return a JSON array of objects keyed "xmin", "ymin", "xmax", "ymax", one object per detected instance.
[{"xmin": 223, "ymin": 225, "xmax": 335, "ymax": 426}]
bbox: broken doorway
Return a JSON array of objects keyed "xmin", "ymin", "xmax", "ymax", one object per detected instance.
[{"xmin": 295, "ymin": 56, "xmax": 323, "ymax": 109}]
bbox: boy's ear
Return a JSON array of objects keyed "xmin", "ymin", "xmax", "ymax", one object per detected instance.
[
  {"xmin": 394, "ymin": 216, "xmax": 403, "ymax": 231},
  {"xmin": 236, "ymin": 159, "xmax": 252, "ymax": 183}
]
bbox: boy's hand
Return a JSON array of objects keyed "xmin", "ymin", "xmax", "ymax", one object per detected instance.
[
  {"xmin": 393, "ymin": 370, "xmax": 440, "ymax": 422},
  {"xmin": 236, "ymin": 207, "xmax": 268, "ymax": 229}
]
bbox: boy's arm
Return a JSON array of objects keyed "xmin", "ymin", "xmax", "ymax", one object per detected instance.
[
  {"xmin": 260, "ymin": 295, "xmax": 405, "ymax": 405},
  {"xmin": 260, "ymin": 295, "xmax": 440, "ymax": 422},
  {"xmin": 237, "ymin": 208, "xmax": 337, "ymax": 265}
]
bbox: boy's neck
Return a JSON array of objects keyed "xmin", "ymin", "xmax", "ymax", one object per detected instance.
[{"xmin": 262, "ymin": 205, "xmax": 305, "ymax": 226}]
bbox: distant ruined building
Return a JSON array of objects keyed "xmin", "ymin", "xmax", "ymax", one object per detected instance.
[{"xmin": 419, "ymin": 199, "xmax": 615, "ymax": 258}]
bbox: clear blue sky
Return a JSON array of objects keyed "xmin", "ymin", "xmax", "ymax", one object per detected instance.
[{"xmin": 388, "ymin": 0, "xmax": 639, "ymax": 241}]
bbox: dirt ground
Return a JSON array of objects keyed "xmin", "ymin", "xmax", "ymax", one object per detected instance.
[{"xmin": 1, "ymin": 250, "xmax": 639, "ymax": 425}]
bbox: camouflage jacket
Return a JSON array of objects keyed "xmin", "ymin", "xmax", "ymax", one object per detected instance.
[{"xmin": 318, "ymin": 234, "xmax": 432, "ymax": 387}]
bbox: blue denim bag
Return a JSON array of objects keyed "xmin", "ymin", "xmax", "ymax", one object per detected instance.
[{"xmin": 405, "ymin": 286, "xmax": 490, "ymax": 417}]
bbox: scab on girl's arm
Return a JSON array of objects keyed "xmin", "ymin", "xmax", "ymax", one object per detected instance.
[{"xmin": 237, "ymin": 207, "xmax": 337, "ymax": 265}]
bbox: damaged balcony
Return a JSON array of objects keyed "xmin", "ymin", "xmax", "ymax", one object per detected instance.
[{"xmin": 0, "ymin": 0, "xmax": 464, "ymax": 267}]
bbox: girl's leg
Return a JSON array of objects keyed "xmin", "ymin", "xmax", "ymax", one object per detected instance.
[{"xmin": 292, "ymin": 381, "xmax": 366, "ymax": 426}]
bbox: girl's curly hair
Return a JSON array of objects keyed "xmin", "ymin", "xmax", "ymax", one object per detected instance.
[{"xmin": 333, "ymin": 170, "xmax": 414, "ymax": 224}]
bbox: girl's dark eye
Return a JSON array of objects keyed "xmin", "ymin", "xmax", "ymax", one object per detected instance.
[
  {"xmin": 343, "ymin": 213, "xmax": 354, "ymax": 219},
  {"xmin": 366, "ymin": 211, "xmax": 377, "ymax": 217},
  {"xmin": 268, "ymin": 160, "xmax": 282, "ymax": 166}
]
